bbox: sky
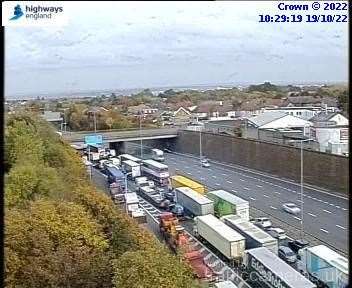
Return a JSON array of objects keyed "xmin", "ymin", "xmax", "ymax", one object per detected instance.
[{"xmin": 5, "ymin": 1, "xmax": 349, "ymax": 97}]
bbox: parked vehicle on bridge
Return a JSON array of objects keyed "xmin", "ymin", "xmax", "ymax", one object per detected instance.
[
  {"xmin": 278, "ymin": 246, "xmax": 297, "ymax": 263},
  {"xmin": 151, "ymin": 148, "xmax": 165, "ymax": 162},
  {"xmin": 141, "ymin": 159, "xmax": 169, "ymax": 186},
  {"xmin": 175, "ymin": 187, "xmax": 214, "ymax": 217},
  {"xmin": 194, "ymin": 214, "xmax": 245, "ymax": 265},
  {"xmin": 242, "ymin": 247, "xmax": 316, "ymax": 288},
  {"xmin": 207, "ymin": 189, "xmax": 249, "ymax": 220},
  {"xmin": 221, "ymin": 214, "xmax": 278, "ymax": 255},
  {"xmin": 282, "ymin": 203, "xmax": 301, "ymax": 215},
  {"xmin": 170, "ymin": 175, "xmax": 205, "ymax": 194},
  {"xmin": 297, "ymin": 245, "xmax": 348, "ymax": 288}
]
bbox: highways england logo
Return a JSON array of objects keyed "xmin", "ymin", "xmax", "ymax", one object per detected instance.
[
  {"xmin": 9, "ymin": 3, "xmax": 63, "ymax": 21},
  {"xmin": 9, "ymin": 4, "xmax": 23, "ymax": 20}
]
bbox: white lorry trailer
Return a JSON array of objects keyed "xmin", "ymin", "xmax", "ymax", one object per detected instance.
[
  {"xmin": 122, "ymin": 160, "xmax": 141, "ymax": 179},
  {"xmin": 243, "ymin": 247, "xmax": 316, "ymax": 288},
  {"xmin": 175, "ymin": 187, "xmax": 214, "ymax": 217},
  {"xmin": 221, "ymin": 214, "xmax": 278, "ymax": 255},
  {"xmin": 194, "ymin": 214, "xmax": 245, "ymax": 264},
  {"xmin": 297, "ymin": 245, "xmax": 348, "ymax": 288},
  {"xmin": 151, "ymin": 148, "xmax": 165, "ymax": 162}
]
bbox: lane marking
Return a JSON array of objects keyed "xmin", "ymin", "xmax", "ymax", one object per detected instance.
[
  {"xmin": 296, "ymin": 200, "xmax": 304, "ymax": 203},
  {"xmin": 263, "ymin": 195, "xmax": 269, "ymax": 198},
  {"xmin": 243, "ymin": 187, "xmax": 250, "ymax": 191},
  {"xmin": 215, "ymin": 183, "xmax": 221, "ymax": 186},
  {"xmin": 239, "ymin": 179, "xmax": 245, "ymax": 182},
  {"xmin": 323, "ymin": 209, "xmax": 332, "ymax": 214},
  {"xmin": 336, "ymin": 225, "xmax": 346, "ymax": 230},
  {"xmin": 320, "ymin": 228, "xmax": 329, "ymax": 234},
  {"xmin": 323, "ymin": 201, "xmax": 328, "ymax": 204},
  {"xmin": 222, "ymin": 173, "xmax": 228, "ymax": 176},
  {"xmin": 200, "ymin": 177, "xmax": 205, "ymax": 180},
  {"xmin": 335, "ymin": 205, "xmax": 340, "ymax": 209},
  {"xmin": 212, "ymin": 176, "xmax": 217, "ymax": 178},
  {"xmin": 231, "ymin": 189, "xmax": 237, "ymax": 193},
  {"xmin": 329, "ymin": 203, "xmax": 334, "ymax": 206},
  {"xmin": 342, "ymin": 208, "xmax": 347, "ymax": 211},
  {"xmin": 308, "ymin": 213, "xmax": 317, "ymax": 217},
  {"xmin": 311, "ymin": 197, "xmax": 317, "ymax": 200},
  {"xmin": 250, "ymin": 197, "xmax": 256, "ymax": 201},
  {"xmin": 294, "ymin": 216, "xmax": 301, "ymax": 221},
  {"xmin": 187, "ymin": 172, "xmax": 192, "ymax": 175},
  {"xmin": 256, "ymin": 185, "xmax": 263, "ymax": 188},
  {"xmin": 274, "ymin": 191, "xmax": 281, "ymax": 195},
  {"xmin": 270, "ymin": 206, "xmax": 277, "ymax": 210},
  {"xmin": 226, "ymin": 181, "xmax": 233, "ymax": 184}
]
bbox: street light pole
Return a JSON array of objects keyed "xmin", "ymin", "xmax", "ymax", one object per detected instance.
[
  {"xmin": 140, "ymin": 111, "xmax": 143, "ymax": 159},
  {"xmin": 199, "ymin": 126, "xmax": 202, "ymax": 160},
  {"xmin": 300, "ymin": 140, "xmax": 304, "ymax": 239},
  {"xmin": 93, "ymin": 111, "xmax": 97, "ymax": 134}
]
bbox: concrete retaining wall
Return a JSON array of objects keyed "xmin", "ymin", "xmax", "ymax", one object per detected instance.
[{"xmin": 175, "ymin": 130, "xmax": 349, "ymax": 194}]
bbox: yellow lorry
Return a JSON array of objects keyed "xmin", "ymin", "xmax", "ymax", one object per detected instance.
[{"xmin": 170, "ymin": 175, "xmax": 206, "ymax": 195}]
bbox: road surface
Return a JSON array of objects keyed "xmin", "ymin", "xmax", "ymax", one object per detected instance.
[{"xmin": 160, "ymin": 151, "xmax": 348, "ymax": 254}]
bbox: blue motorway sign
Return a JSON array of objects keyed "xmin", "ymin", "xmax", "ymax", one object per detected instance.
[{"xmin": 84, "ymin": 135, "xmax": 103, "ymax": 145}]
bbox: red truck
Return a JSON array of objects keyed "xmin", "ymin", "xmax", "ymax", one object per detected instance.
[{"xmin": 159, "ymin": 212, "xmax": 216, "ymax": 282}]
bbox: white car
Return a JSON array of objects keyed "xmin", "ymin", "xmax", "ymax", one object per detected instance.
[
  {"xmin": 268, "ymin": 228, "xmax": 287, "ymax": 240},
  {"xmin": 200, "ymin": 158, "xmax": 210, "ymax": 168},
  {"xmin": 253, "ymin": 217, "xmax": 272, "ymax": 229},
  {"xmin": 282, "ymin": 203, "xmax": 301, "ymax": 215}
]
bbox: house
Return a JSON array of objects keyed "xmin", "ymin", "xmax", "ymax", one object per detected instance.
[
  {"xmin": 159, "ymin": 107, "xmax": 192, "ymax": 126},
  {"xmin": 243, "ymin": 111, "xmax": 313, "ymax": 141},
  {"xmin": 192, "ymin": 101, "xmax": 235, "ymax": 120},
  {"xmin": 309, "ymin": 112, "xmax": 349, "ymax": 155},
  {"xmin": 127, "ymin": 104, "xmax": 158, "ymax": 116}
]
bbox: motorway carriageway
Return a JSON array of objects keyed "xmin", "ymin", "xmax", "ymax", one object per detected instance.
[{"xmin": 163, "ymin": 152, "xmax": 348, "ymax": 254}]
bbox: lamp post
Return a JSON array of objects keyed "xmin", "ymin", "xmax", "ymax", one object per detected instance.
[
  {"xmin": 139, "ymin": 111, "xmax": 143, "ymax": 159},
  {"xmin": 93, "ymin": 111, "xmax": 97, "ymax": 134},
  {"xmin": 199, "ymin": 126, "xmax": 202, "ymax": 160},
  {"xmin": 289, "ymin": 137, "xmax": 313, "ymax": 240}
]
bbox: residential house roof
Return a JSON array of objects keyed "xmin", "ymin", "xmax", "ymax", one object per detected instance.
[
  {"xmin": 247, "ymin": 111, "xmax": 288, "ymax": 127},
  {"xmin": 127, "ymin": 104, "xmax": 151, "ymax": 114},
  {"xmin": 283, "ymin": 96, "xmax": 321, "ymax": 106},
  {"xmin": 309, "ymin": 112, "xmax": 339, "ymax": 122},
  {"xmin": 85, "ymin": 106, "xmax": 109, "ymax": 114},
  {"xmin": 194, "ymin": 100, "xmax": 233, "ymax": 114}
]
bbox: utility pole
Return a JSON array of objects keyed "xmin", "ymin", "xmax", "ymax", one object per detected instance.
[
  {"xmin": 140, "ymin": 111, "xmax": 143, "ymax": 159},
  {"xmin": 199, "ymin": 126, "xmax": 202, "ymax": 160},
  {"xmin": 93, "ymin": 111, "xmax": 97, "ymax": 134}
]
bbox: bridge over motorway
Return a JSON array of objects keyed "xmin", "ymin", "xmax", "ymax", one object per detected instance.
[{"xmin": 62, "ymin": 128, "xmax": 179, "ymax": 144}]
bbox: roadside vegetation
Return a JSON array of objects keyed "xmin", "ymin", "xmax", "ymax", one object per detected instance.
[{"xmin": 4, "ymin": 113, "xmax": 199, "ymax": 288}]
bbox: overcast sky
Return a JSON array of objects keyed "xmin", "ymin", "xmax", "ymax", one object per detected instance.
[{"xmin": 5, "ymin": 1, "xmax": 348, "ymax": 97}]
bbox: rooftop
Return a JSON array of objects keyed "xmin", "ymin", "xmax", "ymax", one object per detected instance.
[{"xmin": 247, "ymin": 111, "xmax": 287, "ymax": 127}]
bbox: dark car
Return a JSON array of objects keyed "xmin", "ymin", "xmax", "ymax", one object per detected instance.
[{"xmin": 288, "ymin": 239, "xmax": 309, "ymax": 253}]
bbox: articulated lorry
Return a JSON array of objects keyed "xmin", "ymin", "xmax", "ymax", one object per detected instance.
[
  {"xmin": 170, "ymin": 175, "xmax": 206, "ymax": 194},
  {"xmin": 175, "ymin": 187, "xmax": 214, "ymax": 217},
  {"xmin": 194, "ymin": 214, "xmax": 245, "ymax": 265},
  {"xmin": 207, "ymin": 190, "xmax": 249, "ymax": 220},
  {"xmin": 297, "ymin": 245, "xmax": 348, "ymax": 288},
  {"xmin": 243, "ymin": 247, "xmax": 316, "ymax": 288},
  {"xmin": 221, "ymin": 214, "xmax": 278, "ymax": 255}
]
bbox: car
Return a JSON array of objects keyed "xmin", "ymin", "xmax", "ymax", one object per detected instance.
[
  {"xmin": 267, "ymin": 228, "xmax": 287, "ymax": 240},
  {"xmin": 278, "ymin": 246, "xmax": 297, "ymax": 263},
  {"xmin": 253, "ymin": 217, "xmax": 272, "ymax": 229},
  {"xmin": 200, "ymin": 158, "xmax": 210, "ymax": 167},
  {"xmin": 288, "ymin": 239, "xmax": 309, "ymax": 254},
  {"xmin": 282, "ymin": 203, "xmax": 301, "ymax": 215}
]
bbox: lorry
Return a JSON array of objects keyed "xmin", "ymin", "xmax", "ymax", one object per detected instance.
[
  {"xmin": 135, "ymin": 176, "xmax": 155, "ymax": 190},
  {"xmin": 194, "ymin": 214, "xmax": 245, "ymax": 265},
  {"xmin": 139, "ymin": 186, "xmax": 171, "ymax": 210},
  {"xmin": 207, "ymin": 190, "xmax": 249, "ymax": 220},
  {"xmin": 159, "ymin": 212, "xmax": 215, "ymax": 281},
  {"xmin": 175, "ymin": 187, "xmax": 214, "ymax": 217},
  {"xmin": 124, "ymin": 192, "xmax": 140, "ymax": 214},
  {"xmin": 109, "ymin": 182, "xmax": 124, "ymax": 204},
  {"xmin": 297, "ymin": 245, "xmax": 348, "ymax": 288},
  {"xmin": 122, "ymin": 160, "xmax": 141, "ymax": 179},
  {"xmin": 151, "ymin": 148, "xmax": 165, "ymax": 162},
  {"xmin": 170, "ymin": 175, "xmax": 206, "ymax": 195},
  {"xmin": 243, "ymin": 247, "xmax": 316, "ymax": 288},
  {"xmin": 105, "ymin": 165, "xmax": 125, "ymax": 187},
  {"xmin": 221, "ymin": 214, "xmax": 278, "ymax": 255}
]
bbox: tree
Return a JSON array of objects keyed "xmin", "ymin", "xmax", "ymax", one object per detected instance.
[
  {"xmin": 5, "ymin": 200, "xmax": 112, "ymax": 288},
  {"xmin": 112, "ymin": 249, "xmax": 199, "ymax": 288}
]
